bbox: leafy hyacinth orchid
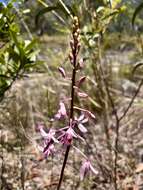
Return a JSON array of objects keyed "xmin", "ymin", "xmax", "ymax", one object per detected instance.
[
  {"xmin": 80, "ymin": 160, "xmax": 98, "ymax": 180},
  {"xmin": 36, "ymin": 16, "xmax": 98, "ymax": 189}
]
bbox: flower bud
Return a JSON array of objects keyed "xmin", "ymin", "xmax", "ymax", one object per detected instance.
[
  {"xmin": 69, "ymin": 53, "xmax": 73, "ymax": 64},
  {"xmin": 73, "ymin": 16, "xmax": 78, "ymax": 24},
  {"xmin": 76, "ymin": 28, "xmax": 80, "ymax": 35},
  {"xmin": 73, "ymin": 32, "xmax": 78, "ymax": 39},
  {"xmin": 58, "ymin": 67, "xmax": 66, "ymax": 78},
  {"xmin": 70, "ymin": 40, "xmax": 74, "ymax": 49}
]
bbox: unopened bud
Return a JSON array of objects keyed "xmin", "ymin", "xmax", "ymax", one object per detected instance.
[
  {"xmin": 69, "ymin": 53, "xmax": 73, "ymax": 64},
  {"xmin": 73, "ymin": 16, "xmax": 78, "ymax": 23},
  {"xmin": 76, "ymin": 28, "xmax": 80, "ymax": 34},
  {"xmin": 70, "ymin": 40, "xmax": 74, "ymax": 49},
  {"xmin": 73, "ymin": 32, "xmax": 78, "ymax": 39},
  {"xmin": 77, "ymin": 43, "xmax": 81, "ymax": 53}
]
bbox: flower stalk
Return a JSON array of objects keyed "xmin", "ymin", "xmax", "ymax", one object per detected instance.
[
  {"xmin": 57, "ymin": 16, "xmax": 80, "ymax": 190},
  {"xmin": 37, "ymin": 15, "xmax": 98, "ymax": 190}
]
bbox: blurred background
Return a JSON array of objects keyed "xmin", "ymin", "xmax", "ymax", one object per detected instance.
[{"xmin": 0, "ymin": 0, "xmax": 143, "ymax": 189}]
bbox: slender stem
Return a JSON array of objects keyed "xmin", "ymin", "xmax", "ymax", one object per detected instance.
[
  {"xmin": 113, "ymin": 79, "xmax": 143, "ymax": 190},
  {"xmin": 0, "ymin": 130, "xmax": 4, "ymax": 190},
  {"xmin": 119, "ymin": 79, "xmax": 143, "ymax": 122},
  {"xmin": 113, "ymin": 119, "xmax": 119, "ymax": 190},
  {"xmin": 69, "ymin": 65, "xmax": 76, "ymax": 119},
  {"xmin": 57, "ymin": 145, "xmax": 70, "ymax": 190},
  {"xmin": 57, "ymin": 66, "xmax": 76, "ymax": 190},
  {"xmin": 57, "ymin": 64, "xmax": 76, "ymax": 189},
  {"xmin": 57, "ymin": 17, "xmax": 79, "ymax": 190}
]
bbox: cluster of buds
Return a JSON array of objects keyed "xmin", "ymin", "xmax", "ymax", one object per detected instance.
[
  {"xmin": 69, "ymin": 16, "xmax": 81, "ymax": 66},
  {"xmin": 36, "ymin": 16, "xmax": 98, "ymax": 185}
]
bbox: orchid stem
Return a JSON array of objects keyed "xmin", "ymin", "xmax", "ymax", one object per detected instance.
[
  {"xmin": 57, "ymin": 16, "xmax": 79, "ymax": 190},
  {"xmin": 57, "ymin": 145, "xmax": 70, "ymax": 190}
]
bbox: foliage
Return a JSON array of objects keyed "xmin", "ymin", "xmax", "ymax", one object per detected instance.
[
  {"xmin": 132, "ymin": 1, "xmax": 143, "ymax": 28},
  {"xmin": 0, "ymin": 1, "xmax": 37, "ymax": 100}
]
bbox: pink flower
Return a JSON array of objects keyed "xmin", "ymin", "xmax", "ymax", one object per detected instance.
[
  {"xmin": 77, "ymin": 92, "xmax": 88, "ymax": 98},
  {"xmin": 80, "ymin": 160, "xmax": 98, "ymax": 180},
  {"xmin": 60, "ymin": 127, "xmax": 77, "ymax": 146},
  {"xmin": 75, "ymin": 114, "xmax": 88, "ymax": 133},
  {"xmin": 39, "ymin": 126, "xmax": 58, "ymax": 144},
  {"xmin": 55, "ymin": 102, "xmax": 67, "ymax": 120},
  {"xmin": 38, "ymin": 143, "xmax": 55, "ymax": 158},
  {"xmin": 43, "ymin": 143, "xmax": 55, "ymax": 157},
  {"xmin": 37, "ymin": 125, "xmax": 59, "ymax": 158}
]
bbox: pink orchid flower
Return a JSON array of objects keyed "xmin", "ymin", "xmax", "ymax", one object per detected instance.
[
  {"xmin": 75, "ymin": 114, "xmax": 88, "ymax": 133},
  {"xmin": 43, "ymin": 143, "xmax": 55, "ymax": 158},
  {"xmin": 38, "ymin": 143, "xmax": 55, "ymax": 158},
  {"xmin": 80, "ymin": 160, "xmax": 98, "ymax": 180},
  {"xmin": 39, "ymin": 126, "xmax": 58, "ymax": 144},
  {"xmin": 60, "ymin": 127, "xmax": 77, "ymax": 146},
  {"xmin": 37, "ymin": 125, "xmax": 59, "ymax": 158}
]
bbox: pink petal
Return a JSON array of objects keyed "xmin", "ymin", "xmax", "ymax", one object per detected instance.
[
  {"xmin": 80, "ymin": 160, "xmax": 90, "ymax": 180},
  {"xmin": 59, "ymin": 102, "xmax": 67, "ymax": 116},
  {"xmin": 44, "ymin": 144, "xmax": 55, "ymax": 157},
  {"xmin": 85, "ymin": 110, "xmax": 96, "ymax": 119},
  {"xmin": 58, "ymin": 67, "xmax": 66, "ymax": 78},
  {"xmin": 39, "ymin": 128, "xmax": 48, "ymax": 138},
  {"xmin": 55, "ymin": 112, "xmax": 61, "ymax": 119},
  {"xmin": 90, "ymin": 164, "xmax": 98, "ymax": 175},
  {"xmin": 77, "ymin": 76, "xmax": 86, "ymax": 87},
  {"xmin": 76, "ymin": 134, "xmax": 85, "ymax": 142},
  {"xmin": 52, "ymin": 136, "xmax": 59, "ymax": 143},
  {"xmin": 35, "ymin": 123, "xmax": 44, "ymax": 132},
  {"xmin": 55, "ymin": 102, "xmax": 67, "ymax": 119},
  {"xmin": 82, "ymin": 118, "xmax": 88, "ymax": 124},
  {"xmin": 80, "ymin": 164, "xmax": 86, "ymax": 180},
  {"xmin": 78, "ymin": 123, "xmax": 87, "ymax": 133},
  {"xmin": 67, "ymin": 128, "xmax": 77, "ymax": 138},
  {"xmin": 77, "ymin": 92, "xmax": 88, "ymax": 98},
  {"xmin": 80, "ymin": 167, "xmax": 85, "ymax": 181},
  {"xmin": 78, "ymin": 114, "xmax": 85, "ymax": 121}
]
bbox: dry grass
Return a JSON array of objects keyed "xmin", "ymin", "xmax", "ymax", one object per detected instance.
[{"xmin": 0, "ymin": 35, "xmax": 143, "ymax": 190}]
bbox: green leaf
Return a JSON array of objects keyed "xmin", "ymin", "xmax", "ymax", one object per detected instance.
[
  {"xmin": 102, "ymin": 10, "xmax": 119, "ymax": 20},
  {"xmin": 88, "ymin": 96, "xmax": 101, "ymax": 108},
  {"xmin": 25, "ymin": 39, "xmax": 37, "ymax": 52},
  {"xmin": 35, "ymin": 6, "xmax": 58, "ymax": 26},
  {"xmin": 57, "ymin": 0, "xmax": 72, "ymax": 18},
  {"xmin": 132, "ymin": 2, "xmax": 143, "ymax": 28}
]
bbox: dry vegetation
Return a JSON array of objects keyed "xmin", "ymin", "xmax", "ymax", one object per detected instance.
[{"xmin": 0, "ymin": 34, "xmax": 143, "ymax": 190}]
